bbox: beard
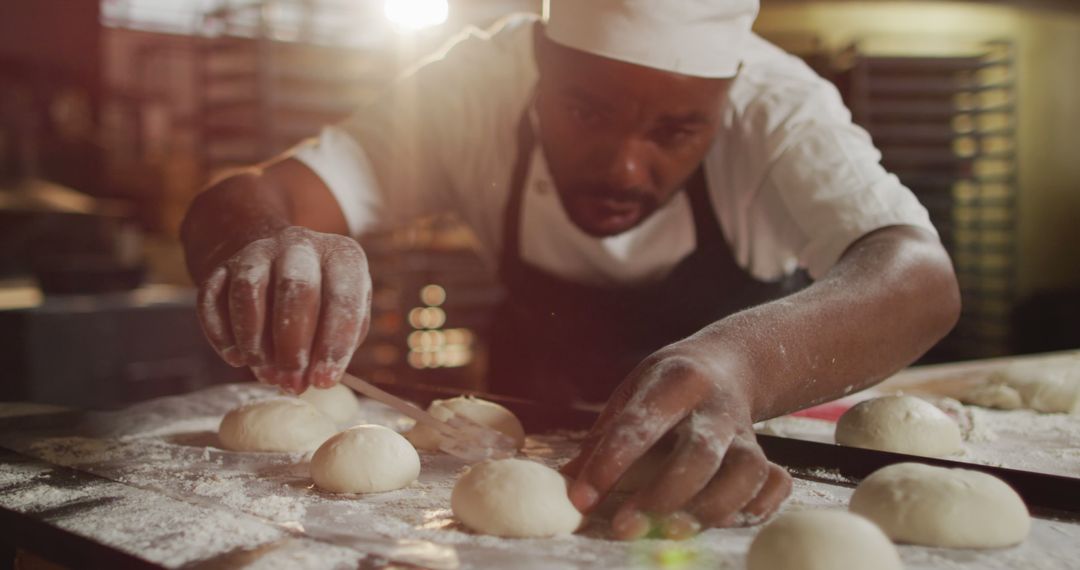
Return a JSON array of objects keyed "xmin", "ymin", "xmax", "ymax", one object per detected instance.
[{"xmin": 556, "ymin": 185, "xmax": 662, "ymax": 237}]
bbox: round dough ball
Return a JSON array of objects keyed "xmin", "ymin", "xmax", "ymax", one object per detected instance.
[
  {"xmin": 218, "ymin": 398, "xmax": 337, "ymax": 452},
  {"xmin": 406, "ymin": 396, "xmax": 526, "ymax": 451},
  {"xmin": 850, "ymin": 462, "xmax": 1030, "ymax": 548},
  {"xmin": 835, "ymin": 395, "xmax": 963, "ymax": 457},
  {"xmin": 300, "ymin": 383, "xmax": 362, "ymax": 424},
  {"xmin": 747, "ymin": 510, "xmax": 901, "ymax": 570},
  {"xmin": 451, "ymin": 458, "xmax": 582, "ymax": 538},
  {"xmin": 311, "ymin": 425, "xmax": 420, "ymax": 493}
]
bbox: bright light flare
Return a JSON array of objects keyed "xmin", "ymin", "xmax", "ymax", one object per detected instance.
[{"xmin": 383, "ymin": 0, "xmax": 449, "ymax": 31}]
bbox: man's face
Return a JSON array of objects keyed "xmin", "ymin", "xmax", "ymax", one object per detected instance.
[{"xmin": 534, "ymin": 28, "xmax": 733, "ymax": 237}]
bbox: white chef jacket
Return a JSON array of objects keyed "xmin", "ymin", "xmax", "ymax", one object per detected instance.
[{"xmin": 292, "ymin": 14, "xmax": 936, "ymax": 286}]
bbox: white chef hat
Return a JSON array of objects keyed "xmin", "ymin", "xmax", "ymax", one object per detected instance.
[{"xmin": 543, "ymin": 0, "xmax": 759, "ymax": 78}]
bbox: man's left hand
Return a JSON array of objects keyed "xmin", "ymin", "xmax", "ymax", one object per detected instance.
[{"xmin": 561, "ymin": 346, "xmax": 792, "ymax": 540}]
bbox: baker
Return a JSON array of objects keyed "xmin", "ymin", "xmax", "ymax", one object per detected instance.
[{"xmin": 181, "ymin": 0, "xmax": 960, "ymax": 540}]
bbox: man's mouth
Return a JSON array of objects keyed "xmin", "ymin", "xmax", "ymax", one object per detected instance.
[
  {"xmin": 579, "ymin": 193, "xmax": 645, "ymax": 229},
  {"xmin": 591, "ymin": 194, "xmax": 640, "ymax": 213}
]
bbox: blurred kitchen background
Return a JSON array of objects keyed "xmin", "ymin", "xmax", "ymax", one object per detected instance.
[{"xmin": 1, "ymin": 0, "xmax": 1078, "ymax": 409}]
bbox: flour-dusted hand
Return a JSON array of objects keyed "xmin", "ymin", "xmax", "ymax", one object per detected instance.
[
  {"xmin": 562, "ymin": 349, "xmax": 792, "ymax": 540},
  {"xmin": 196, "ymin": 226, "xmax": 372, "ymax": 394}
]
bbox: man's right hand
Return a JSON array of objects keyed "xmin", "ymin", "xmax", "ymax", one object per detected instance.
[{"xmin": 196, "ymin": 226, "xmax": 372, "ymax": 394}]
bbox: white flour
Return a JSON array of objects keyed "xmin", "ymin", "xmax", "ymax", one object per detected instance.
[
  {"xmin": 755, "ymin": 405, "xmax": 1080, "ymax": 478},
  {"xmin": 0, "ymin": 460, "xmax": 286, "ymax": 568},
  {"xmin": 1, "ymin": 383, "xmax": 1078, "ymax": 569}
]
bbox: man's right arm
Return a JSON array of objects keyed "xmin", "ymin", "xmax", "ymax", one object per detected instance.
[
  {"xmin": 180, "ymin": 157, "xmax": 372, "ymax": 394},
  {"xmin": 181, "ymin": 17, "xmax": 534, "ymax": 394}
]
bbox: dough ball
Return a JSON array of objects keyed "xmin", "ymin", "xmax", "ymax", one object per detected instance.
[
  {"xmin": 747, "ymin": 510, "xmax": 901, "ymax": 570},
  {"xmin": 311, "ymin": 425, "xmax": 420, "ymax": 493},
  {"xmin": 835, "ymin": 395, "xmax": 962, "ymax": 457},
  {"xmin": 218, "ymin": 398, "xmax": 337, "ymax": 452},
  {"xmin": 850, "ymin": 462, "xmax": 1030, "ymax": 548},
  {"xmin": 964, "ymin": 383, "xmax": 1023, "ymax": 409},
  {"xmin": 300, "ymin": 383, "xmax": 362, "ymax": 424},
  {"xmin": 451, "ymin": 458, "xmax": 583, "ymax": 538},
  {"xmin": 406, "ymin": 396, "xmax": 526, "ymax": 451},
  {"xmin": 962, "ymin": 359, "xmax": 1080, "ymax": 414}
]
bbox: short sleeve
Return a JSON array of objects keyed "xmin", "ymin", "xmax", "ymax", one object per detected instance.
[
  {"xmin": 718, "ymin": 56, "xmax": 938, "ymax": 282},
  {"xmin": 291, "ymin": 126, "xmax": 383, "ymax": 238},
  {"xmin": 766, "ymin": 114, "xmax": 938, "ymax": 279}
]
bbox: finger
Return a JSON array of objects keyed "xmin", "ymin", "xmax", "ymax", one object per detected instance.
[
  {"xmin": 577, "ymin": 355, "xmax": 710, "ymax": 443},
  {"xmin": 562, "ymin": 384, "xmax": 637, "ymax": 478},
  {"xmin": 564, "ymin": 431, "xmax": 676, "ymax": 481},
  {"xmin": 196, "ymin": 267, "xmax": 244, "ymax": 367},
  {"xmin": 305, "ymin": 247, "xmax": 370, "ymax": 389},
  {"xmin": 561, "ymin": 450, "xmax": 589, "ymax": 478},
  {"xmin": 727, "ymin": 462, "xmax": 792, "ymax": 527},
  {"xmin": 569, "ymin": 411, "xmax": 680, "ymax": 515},
  {"xmin": 569, "ymin": 363, "xmax": 710, "ymax": 513},
  {"xmin": 627, "ymin": 414, "xmax": 731, "ymax": 516},
  {"xmin": 563, "ymin": 354, "xmax": 673, "ymax": 478},
  {"xmin": 656, "ymin": 511, "xmax": 702, "ymax": 541},
  {"xmin": 688, "ymin": 437, "xmax": 771, "ymax": 528},
  {"xmin": 271, "ymin": 243, "xmax": 322, "ymax": 394},
  {"xmin": 228, "ymin": 249, "xmax": 273, "ymax": 372}
]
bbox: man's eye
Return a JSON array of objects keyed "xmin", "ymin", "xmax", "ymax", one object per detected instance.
[{"xmin": 653, "ymin": 126, "xmax": 697, "ymax": 146}]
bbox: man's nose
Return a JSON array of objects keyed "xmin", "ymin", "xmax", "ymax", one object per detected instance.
[{"xmin": 605, "ymin": 139, "xmax": 653, "ymax": 192}]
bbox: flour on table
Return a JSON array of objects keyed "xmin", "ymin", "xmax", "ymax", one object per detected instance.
[{"xmin": 1, "ymin": 383, "xmax": 1078, "ymax": 570}]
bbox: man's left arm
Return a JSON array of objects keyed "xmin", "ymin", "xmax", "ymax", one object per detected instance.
[
  {"xmin": 564, "ymin": 224, "xmax": 960, "ymax": 538},
  {"xmin": 711, "ymin": 224, "xmax": 960, "ymax": 420}
]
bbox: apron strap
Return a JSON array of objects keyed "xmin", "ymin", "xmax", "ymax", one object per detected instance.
[
  {"xmin": 497, "ymin": 109, "xmax": 536, "ymax": 284},
  {"xmin": 684, "ymin": 165, "xmax": 728, "ymax": 254}
]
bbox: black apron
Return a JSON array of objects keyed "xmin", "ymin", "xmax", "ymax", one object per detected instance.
[{"xmin": 487, "ymin": 110, "xmax": 808, "ymax": 404}]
